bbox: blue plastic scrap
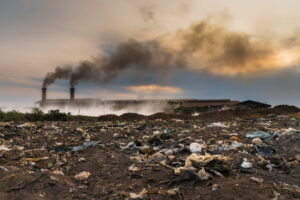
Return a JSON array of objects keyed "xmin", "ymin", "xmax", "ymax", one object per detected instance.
[
  {"xmin": 71, "ymin": 141, "xmax": 101, "ymax": 152},
  {"xmin": 245, "ymin": 131, "xmax": 276, "ymax": 139}
]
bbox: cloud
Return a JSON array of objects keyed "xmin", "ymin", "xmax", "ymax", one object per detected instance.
[{"xmin": 126, "ymin": 84, "xmax": 182, "ymax": 94}]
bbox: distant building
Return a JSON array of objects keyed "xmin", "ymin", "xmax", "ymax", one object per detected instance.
[{"xmin": 35, "ymin": 87, "xmax": 270, "ymax": 114}]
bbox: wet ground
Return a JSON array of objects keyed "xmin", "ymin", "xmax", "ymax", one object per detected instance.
[{"xmin": 0, "ymin": 108, "xmax": 300, "ymax": 200}]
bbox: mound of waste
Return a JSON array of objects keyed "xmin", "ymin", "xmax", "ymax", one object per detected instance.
[{"xmin": 0, "ymin": 109, "xmax": 299, "ymax": 199}]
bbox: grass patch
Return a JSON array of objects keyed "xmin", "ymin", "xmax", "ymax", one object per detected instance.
[{"xmin": 0, "ymin": 108, "xmax": 98, "ymax": 122}]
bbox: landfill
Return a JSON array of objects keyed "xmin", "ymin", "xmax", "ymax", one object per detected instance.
[{"xmin": 0, "ymin": 106, "xmax": 299, "ymax": 199}]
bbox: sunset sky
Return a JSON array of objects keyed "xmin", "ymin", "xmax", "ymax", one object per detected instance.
[{"xmin": 1, "ymin": 0, "xmax": 300, "ymax": 108}]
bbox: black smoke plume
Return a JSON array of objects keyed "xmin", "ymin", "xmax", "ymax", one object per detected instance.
[
  {"xmin": 43, "ymin": 66, "xmax": 72, "ymax": 88},
  {"xmin": 69, "ymin": 39, "xmax": 177, "ymax": 87},
  {"xmin": 42, "ymin": 19, "xmax": 300, "ymax": 88}
]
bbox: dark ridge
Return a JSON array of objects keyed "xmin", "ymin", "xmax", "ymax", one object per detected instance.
[
  {"xmin": 119, "ymin": 113, "xmax": 146, "ymax": 121},
  {"xmin": 98, "ymin": 114, "xmax": 119, "ymax": 121},
  {"xmin": 147, "ymin": 112, "xmax": 171, "ymax": 120}
]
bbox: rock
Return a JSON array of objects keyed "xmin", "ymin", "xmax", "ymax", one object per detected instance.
[{"xmin": 74, "ymin": 171, "xmax": 91, "ymax": 181}]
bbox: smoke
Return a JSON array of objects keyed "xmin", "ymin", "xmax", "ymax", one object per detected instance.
[
  {"xmin": 140, "ymin": 6, "xmax": 155, "ymax": 22},
  {"xmin": 174, "ymin": 20, "xmax": 299, "ymax": 76},
  {"xmin": 43, "ymin": 66, "xmax": 72, "ymax": 88},
  {"xmin": 43, "ymin": 18, "xmax": 300, "ymax": 88},
  {"xmin": 69, "ymin": 39, "xmax": 177, "ymax": 87},
  {"xmin": 41, "ymin": 102, "xmax": 169, "ymax": 116}
]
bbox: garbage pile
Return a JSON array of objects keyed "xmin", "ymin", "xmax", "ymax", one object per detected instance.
[{"xmin": 0, "ymin": 111, "xmax": 299, "ymax": 199}]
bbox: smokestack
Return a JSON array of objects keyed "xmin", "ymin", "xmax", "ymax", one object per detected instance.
[
  {"xmin": 42, "ymin": 88, "xmax": 47, "ymax": 102},
  {"xmin": 70, "ymin": 87, "xmax": 75, "ymax": 101}
]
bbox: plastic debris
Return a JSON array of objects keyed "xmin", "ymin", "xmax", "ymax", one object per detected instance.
[
  {"xmin": 212, "ymin": 184, "xmax": 218, "ymax": 191},
  {"xmin": 241, "ymin": 158, "xmax": 253, "ymax": 169},
  {"xmin": 174, "ymin": 153, "xmax": 231, "ymax": 174},
  {"xmin": 272, "ymin": 191, "xmax": 280, "ymax": 200},
  {"xmin": 150, "ymin": 152, "xmax": 167, "ymax": 163},
  {"xmin": 249, "ymin": 177, "xmax": 264, "ymax": 183},
  {"xmin": 121, "ymin": 141, "xmax": 137, "ymax": 150},
  {"xmin": 71, "ymin": 141, "xmax": 101, "ymax": 152},
  {"xmin": 130, "ymin": 188, "xmax": 148, "ymax": 199},
  {"xmin": 53, "ymin": 170, "xmax": 64, "ymax": 175},
  {"xmin": 0, "ymin": 166, "xmax": 8, "ymax": 171},
  {"xmin": 17, "ymin": 122, "xmax": 36, "ymax": 128},
  {"xmin": 230, "ymin": 136, "xmax": 241, "ymax": 142},
  {"xmin": 255, "ymin": 145, "xmax": 276, "ymax": 156},
  {"xmin": 0, "ymin": 145, "xmax": 10, "ymax": 151},
  {"xmin": 208, "ymin": 122, "xmax": 228, "ymax": 128},
  {"xmin": 198, "ymin": 167, "xmax": 211, "ymax": 180},
  {"xmin": 189, "ymin": 142, "xmax": 203, "ymax": 153},
  {"xmin": 78, "ymin": 157, "xmax": 86, "ymax": 162},
  {"xmin": 296, "ymin": 154, "xmax": 300, "ymax": 161},
  {"xmin": 74, "ymin": 171, "xmax": 91, "ymax": 181},
  {"xmin": 0, "ymin": 109, "xmax": 298, "ymax": 199},
  {"xmin": 245, "ymin": 131, "xmax": 276, "ymax": 139},
  {"xmin": 128, "ymin": 164, "xmax": 140, "ymax": 172}
]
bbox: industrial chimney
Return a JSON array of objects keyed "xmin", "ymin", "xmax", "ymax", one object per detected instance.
[
  {"xmin": 70, "ymin": 87, "xmax": 75, "ymax": 101},
  {"xmin": 42, "ymin": 88, "xmax": 47, "ymax": 102}
]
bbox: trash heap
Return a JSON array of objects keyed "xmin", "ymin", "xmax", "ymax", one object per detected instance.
[{"xmin": 0, "ymin": 111, "xmax": 299, "ymax": 199}]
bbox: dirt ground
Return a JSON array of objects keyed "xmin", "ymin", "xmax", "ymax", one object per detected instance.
[{"xmin": 0, "ymin": 107, "xmax": 300, "ymax": 200}]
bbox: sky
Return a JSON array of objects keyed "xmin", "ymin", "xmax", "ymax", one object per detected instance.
[{"xmin": 0, "ymin": 0, "xmax": 300, "ymax": 108}]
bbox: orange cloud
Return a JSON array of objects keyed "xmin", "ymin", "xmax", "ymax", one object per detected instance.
[{"xmin": 126, "ymin": 84, "xmax": 182, "ymax": 94}]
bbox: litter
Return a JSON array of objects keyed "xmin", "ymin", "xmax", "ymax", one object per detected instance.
[
  {"xmin": 71, "ymin": 141, "xmax": 101, "ymax": 152},
  {"xmin": 208, "ymin": 122, "xmax": 228, "ymax": 128},
  {"xmin": 198, "ymin": 167, "xmax": 211, "ymax": 180},
  {"xmin": 252, "ymin": 138, "xmax": 263, "ymax": 145},
  {"xmin": 249, "ymin": 177, "xmax": 264, "ymax": 183},
  {"xmin": 74, "ymin": 171, "xmax": 91, "ymax": 181},
  {"xmin": 189, "ymin": 142, "xmax": 203, "ymax": 153},
  {"xmin": 128, "ymin": 164, "xmax": 141, "ymax": 172},
  {"xmin": 0, "ymin": 145, "xmax": 10, "ymax": 151},
  {"xmin": 255, "ymin": 145, "xmax": 276, "ymax": 156},
  {"xmin": 245, "ymin": 131, "xmax": 277, "ymax": 139},
  {"xmin": 241, "ymin": 158, "xmax": 252, "ymax": 169}
]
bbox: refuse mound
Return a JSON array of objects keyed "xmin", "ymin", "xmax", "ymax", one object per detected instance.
[
  {"xmin": 148, "ymin": 112, "xmax": 172, "ymax": 120},
  {"xmin": 98, "ymin": 114, "xmax": 119, "ymax": 121},
  {"xmin": 272, "ymin": 105, "xmax": 300, "ymax": 114},
  {"xmin": 0, "ymin": 113, "xmax": 299, "ymax": 199},
  {"xmin": 119, "ymin": 113, "xmax": 146, "ymax": 121},
  {"xmin": 195, "ymin": 110, "xmax": 238, "ymax": 121}
]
